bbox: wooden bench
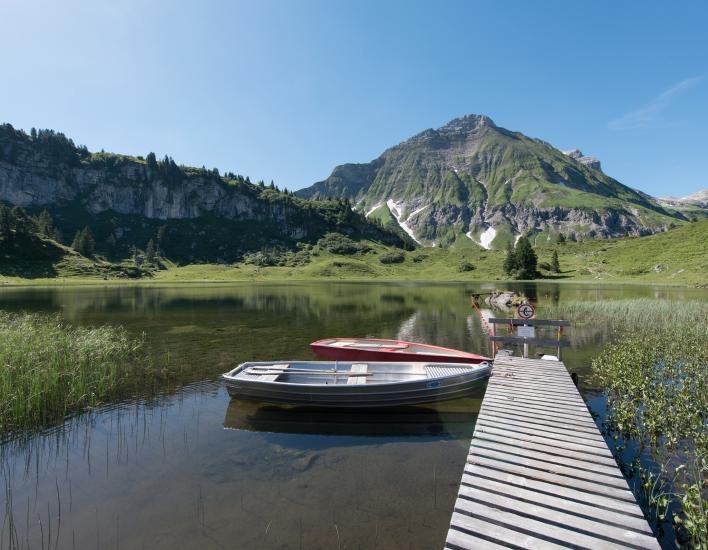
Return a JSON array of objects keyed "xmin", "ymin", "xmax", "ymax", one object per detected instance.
[{"xmin": 347, "ymin": 364, "xmax": 368, "ymax": 384}]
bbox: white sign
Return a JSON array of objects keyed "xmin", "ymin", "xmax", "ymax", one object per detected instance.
[
  {"xmin": 517, "ymin": 303, "xmax": 535, "ymax": 319},
  {"xmin": 517, "ymin": 325, "xmax": 535, "ymax": 338}
]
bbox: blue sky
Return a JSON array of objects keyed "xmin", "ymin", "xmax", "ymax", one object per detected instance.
[{"xmin": 1, "ymin": 0, "xmax": 706, "ymax": 197}]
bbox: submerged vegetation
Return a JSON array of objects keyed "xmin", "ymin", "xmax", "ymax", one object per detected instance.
[
  {"xmin": 0, "ymin": 311, "xmax": 165, "ymax": 437},
  {"xmin": 552, "ymin": 299, "xmax": 708, "ymax": 547}
]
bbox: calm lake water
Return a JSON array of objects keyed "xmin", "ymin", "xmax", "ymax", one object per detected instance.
[{"xmin": 0, "ymin": 282, "xmax": 705, "ymax": 549}]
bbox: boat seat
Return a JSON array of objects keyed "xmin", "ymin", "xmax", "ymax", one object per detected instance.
[
  {"xmin": 253, "ymin": 364, "xmax": 289, "ymax": 381},
  {"xmin": 347, "ymin": 364, "xmax": 368, "ymax": 385}
]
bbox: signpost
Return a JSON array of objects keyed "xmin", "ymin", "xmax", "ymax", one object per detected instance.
[
  {"xmin": 517, "ymin": 303, "xmax": 535, "ymax": 357},
  {"xmin": 517, "ymin": 303, "xmax": 535, "ymax": 320}
]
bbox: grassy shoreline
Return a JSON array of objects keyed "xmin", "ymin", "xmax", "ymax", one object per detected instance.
[
  {"xmin": 0, "ymin": 312, "xmax": 168, "ymax": 438},
  {"xmin": 0, "ymin": 273, "xmax": 704, "ymax": 288}
]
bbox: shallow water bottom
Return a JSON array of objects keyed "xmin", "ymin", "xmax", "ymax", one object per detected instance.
[{"xmin": 2, "ymin": 384, "xmax": 479, "ymax": 550}]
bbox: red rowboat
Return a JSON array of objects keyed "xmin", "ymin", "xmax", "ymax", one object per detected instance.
[{"xmin": 310, "ymin": 338, "xmax": 490, "ymax": 364}]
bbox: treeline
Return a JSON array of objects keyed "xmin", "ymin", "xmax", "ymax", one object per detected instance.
[
  {"xmin": 0, "ymin": 204, "xmax": 58, "ymax": 242},
  {"xmin": 0, "ymin": 123, "xmax": 299, "ymax": 197}
]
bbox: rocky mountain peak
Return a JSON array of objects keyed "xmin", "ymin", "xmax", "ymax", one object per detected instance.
[
  {"xmin": 298, "ymin": 114, "xmax": 681, "ymax": 247},
  {"xmin": 563, "ymin": 149, "xmax": 602, "ymax": 172},
  {"xmin": 439, "ymin": 114, "xmax": 496, "ymax": 133}
]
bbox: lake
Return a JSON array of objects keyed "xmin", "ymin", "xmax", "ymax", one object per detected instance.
[{"xmin": 0, "ymin": 282, "xmax": 705, "ymax": 549}]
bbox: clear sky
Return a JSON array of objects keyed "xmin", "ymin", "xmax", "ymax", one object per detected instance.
[{"xmin": 1, "ymin": 0, "xmax": 706, "ymax": 197}]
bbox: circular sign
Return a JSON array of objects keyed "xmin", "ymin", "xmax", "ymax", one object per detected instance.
[{"xmin": 517, "ymin": 303, "xmax": 535, "ymax": 319}]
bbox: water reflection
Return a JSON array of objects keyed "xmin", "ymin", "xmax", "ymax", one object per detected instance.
[
  {"xmin": 1, "ymin": 282, "xmax": 705, "ymax": 549},
  {"xmin": 223, "ymin": 397, "xmax": 482, "ymax": 439}
]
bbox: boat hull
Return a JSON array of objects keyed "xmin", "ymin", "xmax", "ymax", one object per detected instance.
[
  {"xmin": 222, "ymin": 361, "xmax": 490, "ymax": 408},
  {"xmin": 310, "ymin": 338, "xmax": 490, "ymax": 364}
]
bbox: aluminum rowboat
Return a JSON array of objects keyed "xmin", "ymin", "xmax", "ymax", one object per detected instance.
[
  {"xmin": 222, "ymin": 360, "xmax": 491, "ymax": 408},
  {"xmin": 311, "ymin": 338, "xmax": 490, "ymax": 364}
]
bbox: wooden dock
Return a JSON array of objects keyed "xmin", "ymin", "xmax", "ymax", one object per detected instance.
[{"xmin": 444, "ymin": 354, "xmax": 660, "ymax": 549}]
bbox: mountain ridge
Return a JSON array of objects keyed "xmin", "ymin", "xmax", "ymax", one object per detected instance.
[
  {"xmin": 0, "ymin": 124, "xmax": 403, "ymax": 263},
  {"xmin": 298, "ymin": 114, "xmax": 684, "ymax": 248}
]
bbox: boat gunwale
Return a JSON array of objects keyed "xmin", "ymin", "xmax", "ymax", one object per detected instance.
[
  {"xmin": 222, "ymin": 360, "xmax": 491, "ymax": 390},
  {"xmin": 310, "ymin": 338, "xmax": 490, "ymax": 360}
]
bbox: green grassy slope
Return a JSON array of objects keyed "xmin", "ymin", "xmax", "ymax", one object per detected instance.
[{"xmin": 3, "ymin": 220, "xmax": 704, "ymax": 286}]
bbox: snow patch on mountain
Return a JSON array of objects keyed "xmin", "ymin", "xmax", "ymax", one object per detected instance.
[
  {"xmin": 466, "ymin": 226, "xmax": 497, "ymax": 249},
  {"xmin": 386, "ymin": 199, "xmax": 425, "ymax": 245},
  {"xmin": 365, "ymin": 203, "xmax": 383, "ymax": 217}
]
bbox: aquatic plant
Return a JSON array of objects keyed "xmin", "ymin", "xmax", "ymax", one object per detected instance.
[
  {"xmin": 552, "ymin": 299, "xmax": 707, "ymax": 547},
  {"xmin": 593, "ymin": 326, "xmax": 707, "ymax": 547},
  {"xmin": 0, "ymin": 311, "xmax": 164, "ymax": 437},
  {"xmin": 549, "ymin": 298, "xmax": 707, "ymax": 331}
]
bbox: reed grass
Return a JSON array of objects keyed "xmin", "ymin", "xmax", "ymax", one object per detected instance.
[
  {"xmin": 552, "ymin": 299, "xmax": 707, "ymax": 546},
  {"xmin": 0, "ymin": 311, "xmax": 158, "ymax": 437},
  {"xmin": 549, "ymin": 298, "xmax": 708, "ymax": 331}
]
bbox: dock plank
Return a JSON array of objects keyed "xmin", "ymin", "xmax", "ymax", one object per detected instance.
[{"xmin": 444, "ymin": 354, "xmax": 659, "ymax": 549}]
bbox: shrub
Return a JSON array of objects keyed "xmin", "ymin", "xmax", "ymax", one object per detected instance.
[
  {"xmin": 243, "ymin": 250, "xmax": 279, "ymax": 267},
  {"xmin": 458, "ymin": 261, "xmax": 475, "ymax": 272},
  {"xmin": 538, "ymin": 261, "xmax": 551, "ymax": 271},
  {"xmin": 412, "ymin": 254, "xmax": 428, "ymax": 263},
  {"xmin": 379, "ymin": 251, "xmax": 405, "ymax": 264},
  {"xmin": 317, "ymin": 232, "xmax": 370, "ymax": 255}
]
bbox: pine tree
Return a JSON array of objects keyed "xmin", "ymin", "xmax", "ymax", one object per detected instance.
[
  {"xmin": 83, "ymin": 227, "xmax": 95, "ymax": 256},
  {"xmin": 145, "ymin": 239, "xmax": 157, "ymax": 264},
  {"xmin": 0, "ymin": 205, "xmax": 10, "ymax": 237},
  {"xmin": 503, "ymin": 243, "xmax": 517, "ymax": 276},
  {"xmin": 71, "ymin": 227, "xmax": 95, "ymax": 257},
  {"xmin": 514, "ymin": 236, "xmax": 538, "ymax": 279},
  {"xmin": 37, "ymin": 210, "xmax": 54, "ymax": 237},
  {"xmin": 551, "ymin": 250, "xmax": 560, "ymax": 273},
  {"xmin": 556, "ymin": 233, "xmax": 566, "ymax": 244},
  {"xmin": 146, "ymin": 152, "xmax": 157, "ymax": 170},
  {"xmin": 71, "ymin": 230, "xmax": 82, "ymax": 253}
]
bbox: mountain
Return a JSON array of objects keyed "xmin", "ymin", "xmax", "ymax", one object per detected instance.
[
  {"xmin": 562, "ymin": 149, "xmax": 601, "ymax": 172},
  {"xmin": 656, "ymin": 189, "xmax": 708, "ymax": 218},
  {"xmin": 0, "ymin": 124, "xmax": 403, "ymax": 263},
  {"xmin": 298, "ymin": 114, "xmax": 683, "ymax": 248}
]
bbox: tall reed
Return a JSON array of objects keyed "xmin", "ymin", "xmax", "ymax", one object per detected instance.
[
  {"xmin": 0, "ymin": 311, "xmax": 157, "ymax": 437},
  {"xmin": 551, "ymin": 298, "xmax": 707, "ymax": 547}
]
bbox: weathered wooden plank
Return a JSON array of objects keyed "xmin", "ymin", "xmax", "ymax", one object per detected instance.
[
  {"xmin": 467, "ymin": 454, "xmax": 636, "ymax": 501},
  {"xmin": 470, "ymin": 437, "xmax": 624, "ymax": 480},
  {"xmin": 476, "ymin": 414, "xmax": 607, "ymax": 444},
  {"xmin": 468, "ymin": 444, "xmax": 629, "ymax": 489},
  {"xmin": 444, "ymin": 527, "xmax": 510, "ymax": 550},
  {"xmin": 475, "ymin": 418, "xmax": 608, "ymax": 449},
  {"xmin": 463, "ymin": 474, "xmax": 654, "ymax": 533},
  {"xmin": 455, "ymin": 490, "xmax": 659, "ymax": 549},
  {"xmin": 490, "ymin": 378, "xmax": 577, "ymax": 393},
  {"xmin": 444, "ymin": 355, "xmax": 658, "ymax": 549},
  {"xmin": 483, "ymin": 390, "xmax": 592, "ymax": 411},
  {"xmin": 474, "ymin": 424, "xmax": 615, "ymax": 459},
  {"xmin": 490, "ymin": 378, "xmax": 574, "ymax": 390},
  {"xmin": 463, "ymin": 464, "xmax": 645, "ymax": 516},
  {"xmin": 449, "ymin": 511, "xmax": 569, "ymax": 550},
  {"xmin": 490, "ymin": 336, "xmax": 571, "ymax": 347},
  {"xmin": 485, "ymin": 382, "xmax": 586, "ymax": 401},
  {"xmin": 482, "ymin": 396, "xmax": 597, "ymax": 420},
  {"xmin": 492, "ymin": 360, "xmax": 570, "ymax": 371},
  {"xmin": 472, "ymin": 430, "xmax": 619, "ymax": 468},
  {"xmin": 480, "ymin": 406, "xmax": 602, "ymax": 434},
  {"xmin": 482, "ymin": 397, "xmax": 594, "ymax": 419},
  {"xmin": 480, "ymin": 400, "xmax": 599, "ymax": 427}
]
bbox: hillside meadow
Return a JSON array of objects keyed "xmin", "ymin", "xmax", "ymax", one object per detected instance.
[{"xmin": 0, "ymin": 219, "xmax": 706, "ymax": 287}]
